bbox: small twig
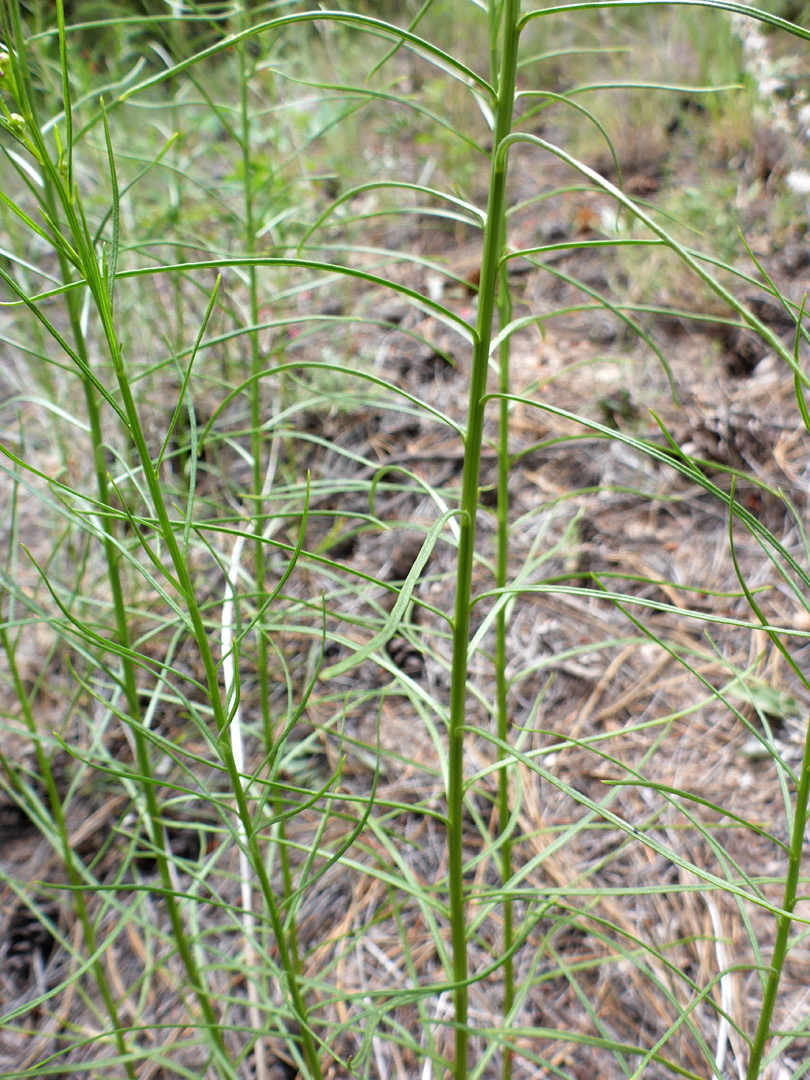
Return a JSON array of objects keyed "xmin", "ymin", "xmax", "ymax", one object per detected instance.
[
  {"xmin": 706, "ymin": 896, "xmax": 732, "ymax": 1077},
  {"xmin": 221, "ymin": 431, "xmax": 281, "ymax": 1080}
]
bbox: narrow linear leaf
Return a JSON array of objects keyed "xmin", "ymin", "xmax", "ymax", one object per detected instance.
[{"xmin": 321, "ymin": 509, "xmax": 460, "ymax": 679}]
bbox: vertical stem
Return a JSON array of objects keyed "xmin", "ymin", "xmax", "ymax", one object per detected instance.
[
  {"xmin": 236, "ymin": 29, "xmax": 271, "ymax": 1080},
  {"xmin": 4, "ymin": 7, "xmax": 268, "ymax": 1074},
  {"xmin": 746, "ymin": 716, "xmax": 810, "ymax": 1078},
  {"xmin": 237, "ymin": 11, "xmax": 272, "ymax": 756},
  {"xmin": 96, "ymin": 282, "xmax": 325, "ymax": 1080},
  {"xmin": 237, "ymin": 0, "xmax": 301, "ymax": 973},
  {"xmin": 47, "ymin": 9, "xmax": 319, "ymax": 1072},
  {"xmin": 495, "ymin": 263, "xmax": 514, "ymax": 1080},
  {"xmin": 447, "ymin": 5, "xmax": 520, "ymax": 1078},
  {"xmin": 0, "ymin": 10, "xmax": 139, "ymax": 1073},
  {"xmin": 488, "ymin": 5, "xmax": 515, "ymax": 1076}
]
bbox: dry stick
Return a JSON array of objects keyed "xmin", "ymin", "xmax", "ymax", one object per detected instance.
[
  {"xmin": 705, "ymin": 897, "xmax": 733, "ymax": 1075},
  {"xmin": 221, "ymin": 436, "xmax": 281, "ymax": 1080},
  {"xmin": 422, "ymin": 992, "xmax": 452, "ymax": 1080}
]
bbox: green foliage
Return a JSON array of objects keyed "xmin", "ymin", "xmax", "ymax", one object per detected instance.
[{"xmin": 2, "ymin": 2, "xmax": 810, "ymax": 1080}]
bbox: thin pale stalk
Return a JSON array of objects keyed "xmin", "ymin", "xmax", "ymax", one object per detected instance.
[
  {"xmin": 447, "ymin": 4, "xmax": 520, "ymax": 1077},
  {"xmin": 236, "ymin": 26, "xmax": 275, "ymax": 1070},
  {"xmin": 222, "ymin": 524, "xmax": 267, "ymax": 1080}
]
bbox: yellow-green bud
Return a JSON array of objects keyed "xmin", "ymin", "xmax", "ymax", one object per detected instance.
[
  {"xmin": 8, "ymin": 112, "xmax": 25, "ymax": 136},
  {"xmin": 0, "ymin": 52, "xmax": 9, "ymax": 78}
]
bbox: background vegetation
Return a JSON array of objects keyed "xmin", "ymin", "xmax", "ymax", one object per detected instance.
[{"xmin": 3, "ymin": 2, "xmax": 810, "ymax": 1079}]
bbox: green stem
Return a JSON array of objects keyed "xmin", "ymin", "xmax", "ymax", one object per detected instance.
[
  {"xmin": 50, "ymin": 74, "xmax": 323, "ymax": 1080},
  {"xmin": 238, "ymin": 6, "xmax": 272, "ymax": 756},
  {"xmin": 489, "ymin": 0, "xmax": 503, "ymax": 94},
  {"xmin": 488, "ymin": 5, "xmax": 515, "ymax": 1077},
  {"xmin": 746, "ymin": 716, "xmax": 810, "ymax": 1078},
  {"xmin": 447, "ymin": 5, "xmax": 520, "ymax": 1077},
  {"xmin": 237, "ymin": 3, "xmax": 301, "ymax": 977},
  {"xmin": 76, "ymin": 262, "xmax": 238, "ymax": 1080},
  {"xmin": 3, "ymin": 9, "xmax": 278, "ymax": 1074},
  {"xmin": 97, "ymin": 288, "xmax": 324, "ymax": 1080},
  {"xmin": 1, "ymin": 12, "xmax": 138, "ymax": 1076},
  {"xmin": 495, "ymin": 263, "xmax": 514, "ymax": 1080}
]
